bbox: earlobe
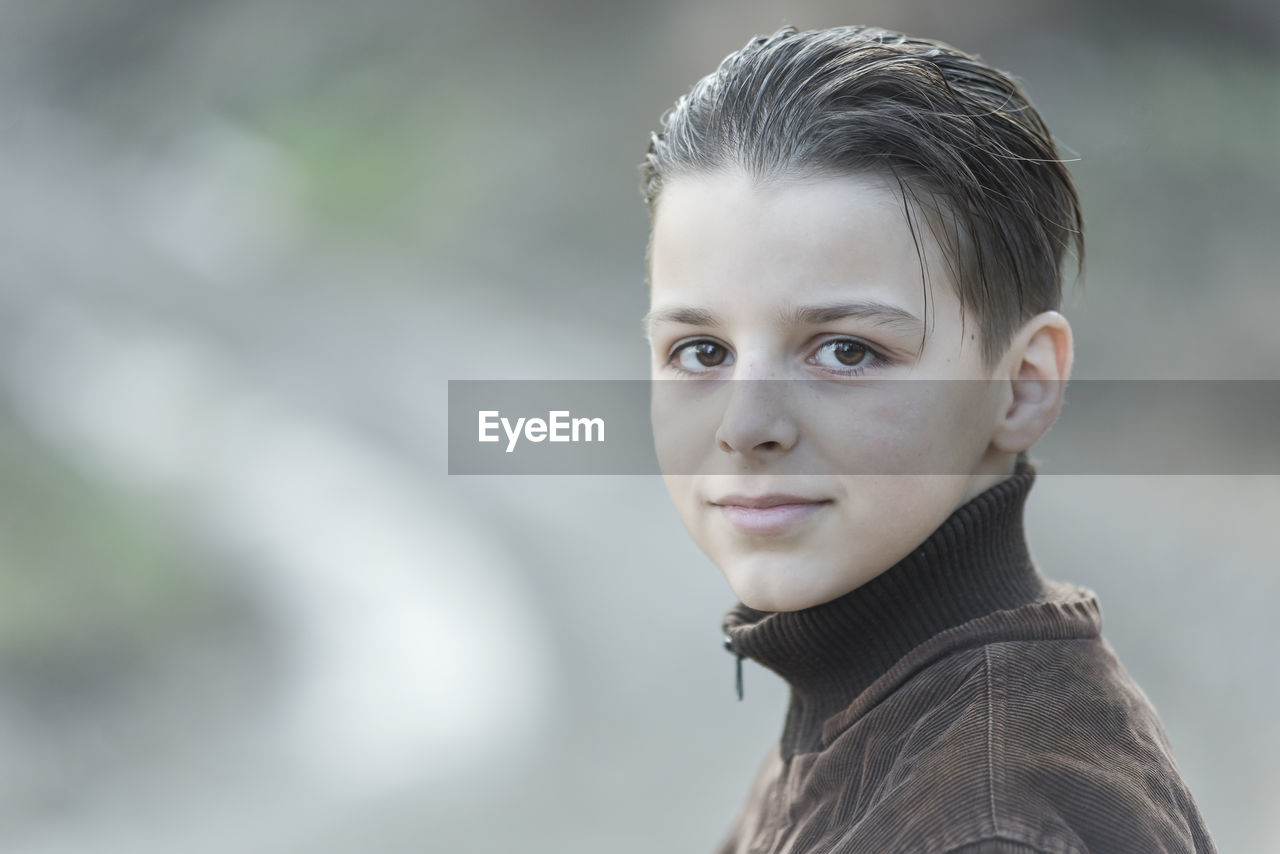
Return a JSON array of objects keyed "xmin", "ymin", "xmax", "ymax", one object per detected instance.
[{"xmin": 991, "ymin": 312, "xmax": 1073, "ymax": 454}]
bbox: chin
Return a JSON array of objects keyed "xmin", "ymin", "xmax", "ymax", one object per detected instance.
[
  {"xmin": 732, "ymin": 586, "xmax": 787, "ymax": 613},
  {"xmin": 725, "ymin": 560, "xmax": 856, "ymax": 613}
]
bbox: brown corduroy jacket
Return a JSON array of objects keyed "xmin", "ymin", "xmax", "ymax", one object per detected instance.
[{"xmin": 715, "ymin": 463, "xmax": 1217, "ymax": 854}]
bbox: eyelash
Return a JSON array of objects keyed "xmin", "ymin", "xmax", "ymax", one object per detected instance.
[{"xmin": 664, "ymin": 336, "xmax": 892, "ymax": 377}]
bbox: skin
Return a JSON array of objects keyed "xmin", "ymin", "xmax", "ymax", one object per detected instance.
[{"xmin": 645, "ymin": 169, "xmax": 1073, "ymax": 612}]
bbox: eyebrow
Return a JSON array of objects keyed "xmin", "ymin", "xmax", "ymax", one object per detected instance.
[
  {"xmin": 641, "ymin": 299, "xmax": 924, "ymax": 339},
  {"xmin": 782, "ymin": 300, "xmax": 924, "ymax": 333},
  {"xmin": 641, "ymin": 306, "xmax": 719, "ymax": 337}
]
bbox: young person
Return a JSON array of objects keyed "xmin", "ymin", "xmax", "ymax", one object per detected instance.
[{"xmin": 640, "ymin": 25, "xmax": 1217, "ymax": 854}]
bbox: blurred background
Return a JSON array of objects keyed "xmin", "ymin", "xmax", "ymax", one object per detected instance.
[{"xmin": 0, "ymin": 0, "xmax": 1276, "ymax": 851}]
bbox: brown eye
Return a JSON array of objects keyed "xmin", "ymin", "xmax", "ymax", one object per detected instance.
[
  {"xmin": 693, "ymin": 342, "xmax": 727, "ymax": 366},
  {"xmin": 671, "ymin": 340, "xmax": 732, "ymax": 373},
  {"xmin": 811, "ymin": 338, "xmax": 884, "ymax": 373},
  {"xmin": 833, "ymin": 340, "xmax": 867, "ymax": 365}
]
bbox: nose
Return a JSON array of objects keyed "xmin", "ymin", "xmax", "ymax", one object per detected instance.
[{"xmin": 715, "ymin": 376, "xmax": 799, "ymax": 458}]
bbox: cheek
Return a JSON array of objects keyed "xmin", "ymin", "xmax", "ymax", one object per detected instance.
[
  {"xmin": 802, "ymin": 391, "xmax": 933, "ymax": 473},
  {"xmin": 832, "ymin": 475, "xmax": 971, "ymax": 563},
  {"xmin": 805, "ymin": 384, "xmax": 992, "ymax": 474},
  {"xmin": 661, "ymin": 474, "xmax": 701, "ymax": 526}
]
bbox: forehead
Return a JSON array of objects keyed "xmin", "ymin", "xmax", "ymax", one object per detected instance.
[{"xmin": 648, "ymin": 169, "xmax": 957, "ymax": 321}]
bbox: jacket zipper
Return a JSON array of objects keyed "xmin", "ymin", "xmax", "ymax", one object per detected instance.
[{"xmin": 724, "ymin": 634, "xmax": 745, "ymax": 701}]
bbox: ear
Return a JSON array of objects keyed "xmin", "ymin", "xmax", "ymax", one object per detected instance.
[{"xmin": 990, "ymin": 311, "xmax": 1074, "ymax": 454}]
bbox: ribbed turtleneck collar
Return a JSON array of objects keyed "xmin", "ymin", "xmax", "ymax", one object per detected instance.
[{"xmin": 721, "ymin": 459, "xmax": 1051, "ymax": 759}]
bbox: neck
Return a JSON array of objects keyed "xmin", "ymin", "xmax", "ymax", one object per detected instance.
[{"xmin": 722, "ymin": 459, "xmax": 1048, "ymax": 759}]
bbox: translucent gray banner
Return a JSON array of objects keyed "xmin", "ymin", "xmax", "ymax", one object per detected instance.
[{"xmin": 448, "ymin": 380, "xmax": 1280, "ymax": 475}]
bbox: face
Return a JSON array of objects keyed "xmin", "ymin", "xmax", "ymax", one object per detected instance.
[{"xmin": 646, "ymin": 169, "xmax": 1017, "ymax": 612}]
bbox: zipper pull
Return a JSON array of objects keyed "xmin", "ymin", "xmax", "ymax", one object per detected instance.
[{"xmin": 723, "ymin": 634, "xmax": 744, "ymax": 701}]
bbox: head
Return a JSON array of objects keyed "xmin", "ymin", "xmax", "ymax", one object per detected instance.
[{"xmin": 641, "ymin": 26, "xmax": 1082, "ymax": 611}]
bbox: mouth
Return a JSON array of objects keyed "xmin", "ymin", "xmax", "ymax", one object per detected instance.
[{"xmin": 709, "ymin": 494, "xmax": 832, "ymax": 534}]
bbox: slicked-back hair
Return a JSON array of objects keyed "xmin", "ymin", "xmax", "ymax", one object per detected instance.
[{"xmin": 640, "ymin": 25, "xmax": 1084, "ymax": 370}]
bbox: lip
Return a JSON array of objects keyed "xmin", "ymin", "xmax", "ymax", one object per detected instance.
[{"xmin": 710, "ymin": 494, "xmax": 832, "ymax": 534}]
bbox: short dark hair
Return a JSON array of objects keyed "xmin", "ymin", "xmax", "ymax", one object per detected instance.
[{"xmin": 640, "ymin": 25, "xmax": 1084, "ymax": 369}]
